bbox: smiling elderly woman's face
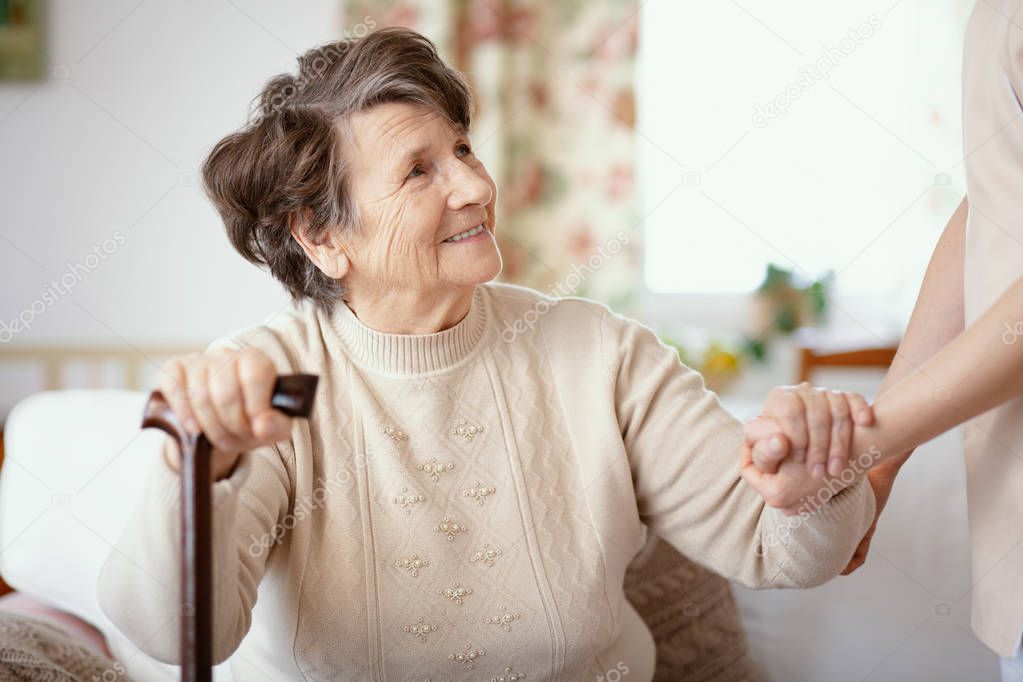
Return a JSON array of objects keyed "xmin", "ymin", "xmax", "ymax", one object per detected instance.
[
  {"xmin": 338, "ymin": 101, "xmax": 501, "ymax": 295},
  {"xmin": 201, "ymin": 27, "xmax": 504, "ymax": 316}
]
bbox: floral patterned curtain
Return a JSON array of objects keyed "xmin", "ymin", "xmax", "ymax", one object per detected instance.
[{"xmin": 344, "ymin": 0, "xmax": 642, "ymax": 314}]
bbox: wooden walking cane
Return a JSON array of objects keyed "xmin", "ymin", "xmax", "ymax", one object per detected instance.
[{"xmin": 141, "ymin": 374, "xmax": 319, "ymax": 682}]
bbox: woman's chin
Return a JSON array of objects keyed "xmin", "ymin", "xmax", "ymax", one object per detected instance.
[{"xmin": 444, "ymin": 246, "xmax": 503, "ymax": 286}]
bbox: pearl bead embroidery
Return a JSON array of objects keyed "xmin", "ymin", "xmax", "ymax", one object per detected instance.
[
  {"xmin": 393, "ymin": 554, "xmax": 429, "ymax": 577},
  {"xmin": 435, "ymin": 516, "xmax": 468, "ymax": 541},
  {"xmin": 392, "ymin": 487, "xmax": 425, "ymax": 514},
  {"xmin": 463, "ymin": 480, "xmax": 497, "ymax": 506},
  {"xmin": 375, "ymin": 418, "xmax": 529, "ymax": 672},
  {"xmin": 438, "ymin": 582, "xmax": 473, "ymax": 605},
  {"xmin": 418, "ymin": 457, "xmax": 455, "ymax": 483},
  {"xmin": 449, "ymin": 642, "xmax": 485, "ymax": 669},
  {"xmin": 469, "ymin": 543, "xmax": 503, "ymax": 567},
  {"xmin": 402, "ymin": 617, "xmax": 437, "ymax": 642},
  {"xmin": 451, "ymin": 419, "xmax": 484, "ymax": 442},
  {"xmin": 485, "ymin": 605, "xmax": 521, "ymax": 632},
  {"xmin": 383, "ymin": 425, "xmax": 409, "ymax": 447}
]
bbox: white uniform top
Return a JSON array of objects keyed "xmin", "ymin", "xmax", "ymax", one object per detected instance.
[{"xmin": 961, "ymin": 0, "xmax": 1023, "ymax": 658}]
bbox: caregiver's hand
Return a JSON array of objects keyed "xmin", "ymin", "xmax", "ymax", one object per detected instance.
[
  {"xmin": 841, "ymin": 461, "xmax": 901, "ymax": 574},
  {"xmin": 157, "ymin": 347, "xmax": 293, "ymax": 480},
  {"xmin": 743, "ymin": 382, "xmax": 874, "ymax": 480}
]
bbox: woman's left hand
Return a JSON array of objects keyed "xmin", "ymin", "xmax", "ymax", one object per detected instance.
[
  {"xmin": 738, "ymin": 441, "xmax": 850, "ymax": 516},
  {"xmin": 743, "ymin": 382, "xmax": 874, "ymax": 480}
]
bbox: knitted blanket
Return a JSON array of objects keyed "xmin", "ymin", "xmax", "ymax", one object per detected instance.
[
  {"xmin": 623, "ymin": 536, "xmax": 763, "ymax": 682},
  {"xmin": 0, "ymin": 612, "xmax": 130, "ymax": 682}
]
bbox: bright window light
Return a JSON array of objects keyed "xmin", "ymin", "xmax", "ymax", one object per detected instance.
[{"xmin": 637, "ymin": 0, "xmax": 967, "ymax": 297}]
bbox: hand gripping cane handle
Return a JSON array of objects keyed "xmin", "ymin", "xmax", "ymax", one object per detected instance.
[{"xmin": 140, "ymin": 373, "xmax": 318, "ymax": 682}]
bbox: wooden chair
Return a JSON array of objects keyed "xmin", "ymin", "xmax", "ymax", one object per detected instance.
[{"xmin": 795, "ymin": 328, "xmax": 899, "ymax": 383}]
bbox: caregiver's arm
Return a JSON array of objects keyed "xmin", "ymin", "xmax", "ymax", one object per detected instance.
[
  {"xmin": 839, "ymin": 195, "xmax": 967, "ymax": 572},
  {"xmin": 744, "ymin": 196, "xmax": 965, "ymax": 501},
  {"xmin": 850, "ymin": 269, "xmax": 1023, "ymax": 463},
  {"xmin": 751, "ymin": 197, "xmax": 967, "ymax": 469},
  {"xmin": 97, "ymin": 343, "xmax": 292, "ymax": 665},
  {"xmin": 868, "ymin": 196, "xmax": 968, "ymax": 465},
  {"xmin": 605, "ymin": 308, "xmax": 875, "ymax": 588}
]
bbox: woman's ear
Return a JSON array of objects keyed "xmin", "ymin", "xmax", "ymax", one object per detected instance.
[{"xmin": 289, "ymin": 208, "xmax": 351, "ymax": 280}]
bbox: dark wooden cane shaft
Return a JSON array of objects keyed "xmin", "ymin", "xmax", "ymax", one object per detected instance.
[
  {"xmin": 142, "ymin": 374, "xmax": 318, "ymax": 682},
  {"xmin": 181, "ymin": 433, "xmax": 213, "ymax": 682}
]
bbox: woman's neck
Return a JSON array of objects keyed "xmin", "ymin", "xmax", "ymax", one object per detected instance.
[{"xmin": 341, "ymin": 285, "xmax": 475, "ymax": 334}]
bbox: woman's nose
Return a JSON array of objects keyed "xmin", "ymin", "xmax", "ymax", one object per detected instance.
[{"xmin": 447, "ymin": 161, "xmax": 493, "ymax": 209}]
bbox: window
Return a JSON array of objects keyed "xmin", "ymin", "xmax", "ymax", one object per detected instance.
[{"xmin": 637, "ymin": 0, "xmax": 967, "ymax": 324}]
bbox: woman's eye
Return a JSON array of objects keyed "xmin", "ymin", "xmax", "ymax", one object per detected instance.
[
  {"xmin": 406, "ymin": 165, "xmax": 426, "ymax": 180},
  {"xmin": 456, "ymin": 143, "xmax": 473, "ymax": 157}
]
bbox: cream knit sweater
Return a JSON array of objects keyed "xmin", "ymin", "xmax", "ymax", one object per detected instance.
[{"xmin": 97, "ymin": 282, "xmax": 874, "ymax": 681}]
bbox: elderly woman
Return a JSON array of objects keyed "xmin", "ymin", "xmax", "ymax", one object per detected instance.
[{"xmin": 98, "ymin": 27, "xmax": 875, "ymax": 681}]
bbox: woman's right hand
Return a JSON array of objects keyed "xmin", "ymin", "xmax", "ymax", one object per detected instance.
[{"xmin": 157, "ymin": 347, "xmax": 293, "ymax": 480}]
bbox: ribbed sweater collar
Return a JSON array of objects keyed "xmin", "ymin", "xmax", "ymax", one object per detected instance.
[{"xmin": 329, "ymin": 286, "xmax": 487, "ymax": 376}]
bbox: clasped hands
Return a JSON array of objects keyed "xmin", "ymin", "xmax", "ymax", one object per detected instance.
[{"xmin": 740, "ymin": 381, "xmax": 875, "ymax": 516}]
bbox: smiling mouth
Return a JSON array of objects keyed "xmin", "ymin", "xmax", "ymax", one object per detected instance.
[{"xmin": 442, "ymin": 224, "xmax": 486, "ymax": 243}]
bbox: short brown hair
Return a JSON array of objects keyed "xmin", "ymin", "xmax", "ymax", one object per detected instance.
[{"xmin": 201, "ymin": 27, "xmax": 474, "ymax": 311}]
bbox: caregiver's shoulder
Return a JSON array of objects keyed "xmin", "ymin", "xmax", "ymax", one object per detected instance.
[{"xmin": 483, "ymin": 281, "xmax": 642, "ymax": 344}]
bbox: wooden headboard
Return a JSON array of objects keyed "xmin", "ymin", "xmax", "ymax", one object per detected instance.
[{"xmin": 0, "ymin": 345, "xmax": 199, "ymax": 392}]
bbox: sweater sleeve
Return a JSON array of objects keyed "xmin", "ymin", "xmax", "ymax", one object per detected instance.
[
  {"xmin": 96, "ymin": 338, "xmax": 293, "ymax": 665},
  {"xmin": 603, "ymin": 308, "xmax": 875, "ymax": 589}
]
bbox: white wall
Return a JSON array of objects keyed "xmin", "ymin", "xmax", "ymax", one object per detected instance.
[
  {"xmin": 0, "ymin": 0, "xmax": 350, "ymax": 345},
  {"xmin": 0, "ymin": 0, "xmax": 346, "ymax": 412}
]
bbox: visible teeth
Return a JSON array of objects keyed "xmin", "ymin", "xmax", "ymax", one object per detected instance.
[{"xmin": 445, "ymin": 224, "xmax": 485, "ymax": 242}]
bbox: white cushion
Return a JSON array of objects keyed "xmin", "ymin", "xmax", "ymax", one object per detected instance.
[{"xmin": 0, "ymin": 390, "xmax": 235, "ymax": 681}]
